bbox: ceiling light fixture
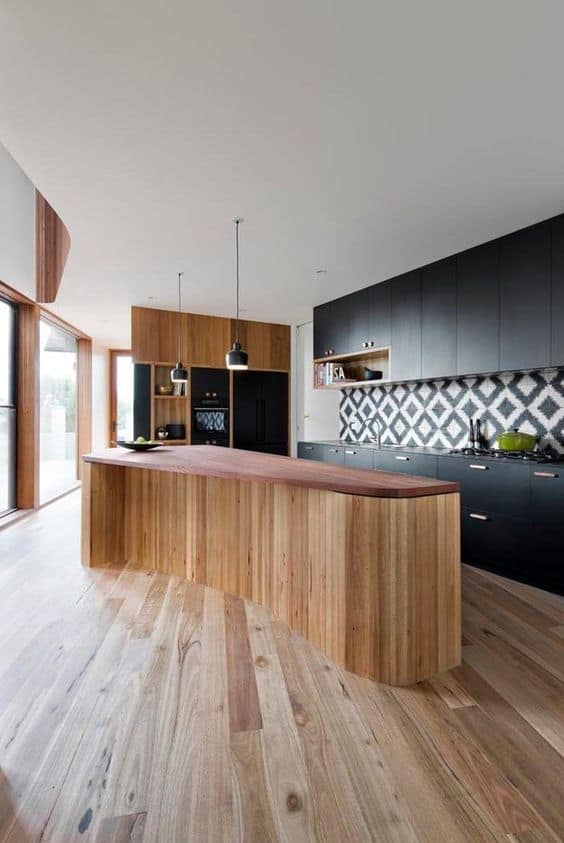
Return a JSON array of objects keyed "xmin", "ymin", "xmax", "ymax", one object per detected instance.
[
  {"xmin": 226, "ymin": 217, "xmax": 249, "ymax": 370},
  {"xmin": 170, "ymin": 271, "xmax": 188, "ymax": 383}
]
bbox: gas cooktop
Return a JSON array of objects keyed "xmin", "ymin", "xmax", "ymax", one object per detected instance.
[{"xmin": 448, "ymin": 447, "xmax": 563, "ymax": 463}]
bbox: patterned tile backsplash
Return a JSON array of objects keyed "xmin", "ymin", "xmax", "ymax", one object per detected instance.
[{"xmin": 339, "ymin": 369, "xmax": 564, "ymax": 451}]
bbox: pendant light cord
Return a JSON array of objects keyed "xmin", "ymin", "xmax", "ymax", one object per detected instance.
[
  {"xmin": 235, "ymin": 219, "xmax": 240, "ymax": 342},
  {"xmin": 177, "ymin": 271, "xmax": 184, "ymax": 363}
]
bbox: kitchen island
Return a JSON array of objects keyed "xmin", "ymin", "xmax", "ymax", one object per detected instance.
[{"xmin": 82, "ymin": 446, "xmax": 461, "ymax": 685}]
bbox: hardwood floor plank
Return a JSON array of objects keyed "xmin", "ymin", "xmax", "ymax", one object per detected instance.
[
  {"xmin": 245, "ymin": 600, "xmax": 317, "ymax": 842},
  {"xmin": 224, "ymin": 593, "xmax": 262, "ymax": 735},
  {"xmin": 272, "ymin": 618, "xmax": 373, "ymax": 842},
  {"xmin": 230, "ymin": 730, "xmax": 278, "ymax": 843},
  {"xmin": 95, "ymin": 811, "xmax": 146, "ymax": 842}
]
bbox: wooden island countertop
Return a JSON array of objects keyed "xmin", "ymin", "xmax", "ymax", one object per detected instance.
[
  {"xmin": 82, "ymin": 445, "xmax": 461, "ymax": 686},
  {"xmin": 83, "ymin": 445, "xmax": 459, "ymax": 498}
]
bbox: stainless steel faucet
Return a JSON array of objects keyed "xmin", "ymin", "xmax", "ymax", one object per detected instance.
[{"xmin": 370, "ymin": 419, "xmax": 381, "ymax": 449}]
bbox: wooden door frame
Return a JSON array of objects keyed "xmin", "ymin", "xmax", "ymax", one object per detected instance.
[{"xmin": 109, "ymin": 350, "xmax": 132, "ymax": 446}]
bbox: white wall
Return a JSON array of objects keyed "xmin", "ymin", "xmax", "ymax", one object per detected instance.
[
  {"xmin": 295, "ymin": 322, "xmax": 340, "ymax": 444},
  {"xmin": 91, "ymin": 342, "xmax": 109, "ymax": 450},
  {"xmin": 0, "ymin": 143, "xmax": 35, "ymax": 299}
]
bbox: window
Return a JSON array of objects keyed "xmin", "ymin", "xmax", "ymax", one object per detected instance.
[
  {"xmin": 0, "ymin": 298, "xmax": 17, "ymax": 516},
  {"xmin": 39, "ymin": 319, "xmax": 78, "ymax": 503}
]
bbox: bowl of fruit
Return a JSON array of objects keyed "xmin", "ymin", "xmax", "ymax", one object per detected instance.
[{"xmin": 117, "ymin": 436, "xmax": 162, "ymax": 452}]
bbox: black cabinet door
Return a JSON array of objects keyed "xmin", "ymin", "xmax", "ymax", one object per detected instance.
[
  {"xmin": 421, "ymin": 257, "xmax": 457, "ymax": 379},
  {"xmin": 297, "ymin": 442, "xmax": 324, "ymax": 461},
  {"xmin": 368, "ymin": 280, "xmax": 392, "ymax": 348},
  {"xmin": 342, "ymin": 289, "xmax": 370, "ymax": 354},
  {"xmin": 551, "ymin": 216, "xmax": 564, "ymax": 366},
  {"xmin": 343, "ymin": 446, "xmax": 373, "ymax": 469},
  {"xmin": 233, "ymin": 371, "xmax": 262, "ymax": 449},
  {"xmin": 457, "ymin": 242, "xmax": 500, "ymax": 376},
  {"xmin": 313, "ymin": 301, "xmax": 333, "ymax": 359},
  {"xmin": 372, "ymin": 450, "xmax": 437, "ymax": 477},
  {"xmin": 321, "ymin": 444, "xmax": 345, "ymax": 464},
  {"xmin": 261, "ymin": 371, "xmax": 288, "ymax": 453},
  {"xmin": 437, "ymin": 456, "xmax": 530, "ymax": 517},
  {"xmin": 133, "ymin": 364, "xmax": 151, "ymax": 440},
  {"xmin": 313, "ymin": 300, "xmax": 347, "ymax": 358},
  {"xmin": 499, "ymin": 222, "xmax": 551, "ymax": 371},
  {"xmin": 390, "ymin": 270, "xmax": 421, "ymax": 382}
]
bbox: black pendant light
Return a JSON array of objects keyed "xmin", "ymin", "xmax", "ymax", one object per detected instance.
[
  {"xmin": 170, "ymin": 271, "xmax": 188, "ymax": 383},
  {"xmin": 226, "ymin": 218, "xmax": 249, "ymax": 370}
]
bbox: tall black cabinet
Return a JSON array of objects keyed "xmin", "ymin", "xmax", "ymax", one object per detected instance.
[{"xmin": 233, "ymin": 371, "xmax": 289, "ymax": 455}]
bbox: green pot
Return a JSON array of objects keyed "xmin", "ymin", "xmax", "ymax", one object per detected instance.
[{"xmin": 497, "ymin": 428, "xmax": 537, "ymax": 451}]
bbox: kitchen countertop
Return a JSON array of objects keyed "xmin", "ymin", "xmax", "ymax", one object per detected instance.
[{"xmin": 84, "ymin": 445, "xmax": 459, "ymax": 499}]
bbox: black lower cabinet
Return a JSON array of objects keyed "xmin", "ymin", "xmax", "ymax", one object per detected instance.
[
  {"xmin": 343, "ymin": 446, "xmax": 372, "ymax": 469},
  {"xmin": 297, "ymin": 442, "xmax": 323, "ymax": 461},
  {"xmin": 373, "ymin": 450, "xmax": 437, "ymax": 477},
  {"xmin": 233, "ymin": 371, "xmax": 288, "ymax": 455},
  {"xmin": 460, "ymin": 509, "xmax": 531, "ymax": 582}
]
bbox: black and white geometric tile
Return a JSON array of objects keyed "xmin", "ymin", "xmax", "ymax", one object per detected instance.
[{"xmin": 339, "ymin": 369, "xmax": 564, "ymax": 451}]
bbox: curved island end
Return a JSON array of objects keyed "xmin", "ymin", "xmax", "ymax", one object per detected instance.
[{"xmin": 82, "ymin": 445, "xmax": 461, "ymax": 686}]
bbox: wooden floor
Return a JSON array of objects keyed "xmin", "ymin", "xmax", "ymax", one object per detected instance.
[{"xmin": 1, "ymin": 494, "xmax": 564, "ymax": 841}]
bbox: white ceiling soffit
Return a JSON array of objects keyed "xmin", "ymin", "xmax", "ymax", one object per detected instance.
[{"xmin": 1, "ymin": 1, "xmax": 564, "ymax": 346}]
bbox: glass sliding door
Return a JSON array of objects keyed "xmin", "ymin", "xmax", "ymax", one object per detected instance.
[
  {"xmin": 0, "ymin": 298, "xmax": 17, "ymax": 516},
  {"xmin": 39, "ymin": 319, "xmax": 78, "ymax": 503}
]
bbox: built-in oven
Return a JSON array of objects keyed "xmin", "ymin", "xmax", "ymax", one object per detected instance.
[{"xmin": 191, "ymin": 390, "xmax": 229, "ymax": 446}]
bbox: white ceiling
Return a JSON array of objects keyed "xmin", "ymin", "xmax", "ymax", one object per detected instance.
[{"xmin": 2, "ymin": 1, "xmax": 564, "ymax": 347}]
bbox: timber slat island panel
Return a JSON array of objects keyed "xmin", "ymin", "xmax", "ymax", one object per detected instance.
[{"xmin": 82, "ymin": 446, "xmax": 461, "ymax": 685}]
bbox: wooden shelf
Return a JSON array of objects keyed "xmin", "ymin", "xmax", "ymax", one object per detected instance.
[
  {"xmin": 154, "ymin": 394, "xmax": 186, "ymax": 399},
  {"xmin": 314, "ymin": 346, "xmax": 390, "ymax": 390},
  {"xmin": 320, "ymin": 379, "xmax": 391, "ymax": 390}
]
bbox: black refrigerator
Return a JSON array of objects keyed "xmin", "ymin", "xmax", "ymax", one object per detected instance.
[{"xmin": 233, "ymin": 371, "xmax": 288, "ymax": 455}]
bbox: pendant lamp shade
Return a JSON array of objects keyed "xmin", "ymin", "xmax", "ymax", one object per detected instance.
[
  {"xmin": 226, "ymin": 340, "xmax": 248, "ymax": 370},
  {"xmin": 226, "ymin": 218, "xmax": 248, "ymax": 371},
  {"xmin": 170, "ymin": 271, "xmax": 188, "ymax": 384}
]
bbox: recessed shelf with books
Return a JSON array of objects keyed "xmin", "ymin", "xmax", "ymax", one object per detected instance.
[{"xmin": 313, "ymin": 347, "xmax": 390, "ymax": 390}]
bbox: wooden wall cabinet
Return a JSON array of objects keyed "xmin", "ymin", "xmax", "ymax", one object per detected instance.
[
  {"xmin": 131, "ymin": 306, "xmax": 187, "ymax": 365},
  {"xmin": 132, "ymin": 306, "xmax": 290, "ymax": 372},
  {"xmin": 187, "ymin": 314, "xmax": 232, "ymax": 369}
]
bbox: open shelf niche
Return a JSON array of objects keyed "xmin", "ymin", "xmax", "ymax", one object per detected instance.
[
  {"xmin": 313, "ymin": 347, "xmax": 390, "ymax": 390},
  {"xmin": 151, "ymin": 364, "xmax": 189, "ymax": 444}
]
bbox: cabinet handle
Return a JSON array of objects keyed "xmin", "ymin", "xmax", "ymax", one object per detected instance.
[
  {"xmin": 362, "ymin": 342, "xmax": 367, "ymax": 349},
  {"xmin": 369, "ymin": 341, "xmax": 374, "ymax": 347},
  {"xmin": 469, "ymin": 464, "xmax": 488, "ymax": 471},
  {"xmin": 395, "ymin": 455, "xmax": 409, "ymax": 461},
  {"xmin": 345, "ymin": 449, "xmax": 356, "ymax": 455},
  {"xmin": 533, "ymin": 471, "xmax": 558, "ymax": 478},
  {"xmin": 469, "ymin": 513, "xmax": 489, "ymax": 521},
  {"xmin": 303, "ymin": 445, "xmax": 314, "ymax": 451},
  {"xmin": 329, "ymin": 448, "xmax": 340, "ymax": 453}
]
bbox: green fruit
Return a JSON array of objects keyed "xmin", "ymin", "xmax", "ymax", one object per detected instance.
[{"xmin": 136, "ymin": 436, "xmax": 146, "ymax": 443}]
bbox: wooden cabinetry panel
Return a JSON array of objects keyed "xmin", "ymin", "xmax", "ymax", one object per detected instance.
[
  {"xmin": 234, "ymin": 319, "xmax": 290, "ymax": 370},
  {"xmin": 187, "ymin": 313, "xmax": 232, "ymax": 368},
  {"xmin": 132, "ymin": 306, "xmax": 289, "ymax": 371},
  {"xmin": 131, "ymin": 306, "xmax": 187, "ymax": 364}
]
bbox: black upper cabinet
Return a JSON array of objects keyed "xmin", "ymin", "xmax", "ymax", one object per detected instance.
[
  {"xmin": 551, "ymin": 216, "xmax": 564, "ymax": 366},
  {"xmin": 342, "ymin": 288, "xmax": 369, "ymax": 353},
  {"xmin": 421, "ymin": 257, "xmax": 457, "ymax": 379},
  {"xmin": 368, "ymin": 280, "xmax": 392, "ymax": 348},
  {"xmin": 390, "ymin": 270, "xmax": 421, "ymax": 381},
  {"xmin": 457, "ymin": 241, "xmax": 500, "ymax": 376},
  {"xmin": 499, "ymin": 222, "xmax": 551, "ymax": 371},
  {"xmin": 313, "ymin": 299, "xmax": 347, "ymax": 358}
]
